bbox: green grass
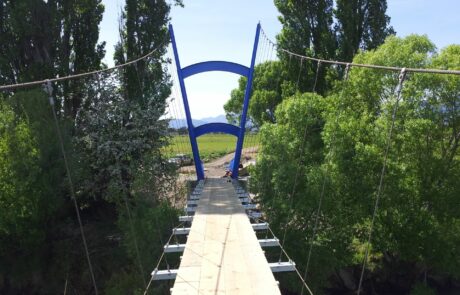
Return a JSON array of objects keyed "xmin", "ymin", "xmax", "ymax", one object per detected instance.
[{"xmin": 165, "ymin": 133, "xmax": 259, "ymax": 162}]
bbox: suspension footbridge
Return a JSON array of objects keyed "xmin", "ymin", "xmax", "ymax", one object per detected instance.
[
  {"xmin": 1, "ymin": 19, "xmax": 459, "ymax": 295},
  {"xmin": 159, "ymin": 178, "xmax": 288, "ymax": 294},
  {"xmin": 146, "ymin": 25, "xmax": 301, "ymax": 294}
]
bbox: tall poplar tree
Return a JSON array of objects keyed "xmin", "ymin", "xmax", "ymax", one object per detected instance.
[
  {"xmin": 111, "ymin": 0, "xmax": 179, "ymax": 193},
  {"xmin": 0, "ymin": 0, "xmax": 105, "ymax": 118},
  {"xmin": 335, "ymin": 0, "xmax": 395, "ymax": 61},
  {"xmin": 114, "ymin": 0, "xmax": 179, "ymax": 107},
  {"xmin": 275, "ymin": 0, "xmax": 336, "ymax": 94},
  {"xmin": 0, "ymin": 1, "xmax": 105, "ymax": 293}
]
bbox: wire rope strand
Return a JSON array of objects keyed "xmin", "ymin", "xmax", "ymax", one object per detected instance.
[
  {"xmin": 252, "ymin": 216, "xmax": 314, "ymax": 295},
  {"xmin": 166, "ymin": 98, "xmax": 181, "ymax": 156},
  {"xmin": 312, "ymin": 61, "xmax": 321, "ymax": 93},
  {"xmin": 277, "ymin": 56, "xmax": 321, "ymax": 262},
  {"xmin": 167, "ymin": 88, "xmax": 184, "ymax": 155},
  {"xmin": 259, "ymin": 26, "xmax": 460, "ymax": 76},
  {"xmin": 296, "ymin": 58, "xmax": 304, "ymax": 89},
  {"xmin": 93, "ymin": 72, "xmax": 144, "ymax": 283},
  {"xmin": 143, "ymin": 222, "xmax": 184, "ymax": 295},
  {"xmin": 244, "ymin": 36, "xmax": 265, "ymax": 157},
  {"xmin": 0, "ymin": 32, "xmax": 170, "ymax": 91},
  {"xmin": 169, "ymin": 48, "xmax": 190, "ymax": 157},
  {"xmin": 116, "ymin": 144, "xmax": 147, "ymax": 286},
  {"xmin": 137, "ymin": 59, "xmax": 178, "ymax": 246},
  {"xmin": 245, "ymin": 36, "xmax": 267, "ymax": 157},
  {"xmin": 166, "ymin": 49, "xmax": 187, "ymax": 156},
  {"xmin": 356, "ymin": 68, "xmax": 407, "ymax": 295},
  {"xmin": 44, "ymin": 81, "xmax": 99, "ymax": 295},
  {"xmin": 300, "ymin": 63, "xmax": 351, "ymax": 295}
]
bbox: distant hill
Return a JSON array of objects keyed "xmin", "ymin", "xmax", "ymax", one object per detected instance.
[
  {"xmin": 168, "ymin": 114, "xmax": 228, "ymax": 129},
  {"xmin": 198, "ymin": 114, "xmax": 228, "ymax": 124}
]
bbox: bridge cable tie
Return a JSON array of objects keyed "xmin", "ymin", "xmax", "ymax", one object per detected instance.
[
  {"xmin": 356, "ymin": 67, "xmax": 407, "ymax": 295},
  {"xmin": 43, "ymin": 80, "xmax": 99, "ymax": 295}
]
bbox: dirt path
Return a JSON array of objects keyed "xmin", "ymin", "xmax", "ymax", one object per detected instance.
[{"xmin": 179, "ymin": 147, "xmax": 258, "ymax": 178}]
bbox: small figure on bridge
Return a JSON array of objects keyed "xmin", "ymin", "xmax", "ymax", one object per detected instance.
[{"xmin": 223, "ymin": 158, "xmax": 243, "ymax": 179}]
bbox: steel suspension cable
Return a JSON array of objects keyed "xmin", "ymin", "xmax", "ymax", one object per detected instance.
[
  {"xmin": 118, "ymin": 160, "xmax": 147, "ymax": 287},
  {"xmin": 300, "ymin": 63, "xmax": 351, "ymax": 295},
  {"xmin": 243, "ymin": 38, "xmax": 263, "ymax": 156},
  {"xmin": 259, "ymin": 26, "xmax": 460, "ymax": 76},
  {"xmin": 166, "ymin": 98, "xmax": 181, "ymax": 156},
  {"xmin": 239, "ymin": 36, "xmax": 266, "ymax": 175},
  {"xmin": 277, "ymin": 58, "xmax": 321, "ymax": 262},
  {"xmin": 296, "ymin": 58, "xmax": 304, "ymax": 89},
  {"xmin": 357, "ymin": 68, "xmax": 407, "ymax": 294},
  {"xmin": 312, "ymin": 61, "xmax": 321, "ymax": 93},
  {"xmin": 167, "ymin": 93, "xmax": 185, "ymax": 155},
  {"xmin": 44, "ymin": 81, "xmax": 99, "ymax": 295},
  {"xmin": 265, "ymin": 45, "xmax": 303, "ymax": 222},
  {"xmin": 166, "ymin": 51, "xmax": 182, "ymax": 145},
  {"xmin": 245, "ymin": 33, "xmax": 269, "ymax": 157},
  {"xmin": 167, "ymin": 51, "xmax": 181, "ymax": 154},
  {"xmin": 143, "ymin": 222, "xmax": 185, "ymax": 295},
  {"xmin": 251, "ymin": 216, "xmax": 314, "ymax": 295},
  {"xmin": 136, "ymin": 60, "xmax": 183, "ymax": 246},
  {"xmin": 169, "ymin": 51, "xmax": 190, "ymax": 157},
  {"xmin": 122, "ymin": 64, "xmax": 157, "ymax": 287},
  {"xmin": 252, "ymin": 38, "xmax": 274, "ymax": 155},
  {"xmin": 166, "ymin": 49, "xmax": 188, "ymax": 156},
  {"xmin": 0, "ymin": 32, "xmax": 170, "ymax": 92}
]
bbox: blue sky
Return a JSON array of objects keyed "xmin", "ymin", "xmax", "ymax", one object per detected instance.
[{"xmin": 100, "ymin": 0, "xmax": 459, "ymax": 119}]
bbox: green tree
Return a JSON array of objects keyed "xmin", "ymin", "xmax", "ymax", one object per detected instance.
[
  {"xmin": 0, "ymin": 1, "xmax": 181, "ymax": 293},
  {"xmin": 275, "ymin": 0, "xmax": 336, "ymax": 94},
  {"xmin": 229, "ymin": 0, "xmax": 395, "ymax": 127},
  {"xmin": 323, "ymin": 35, "xmax": 460, "ymax": 292},
  {"xmin": 0, "ymin": 0, "xmax": 105, "ymax": 118},
  {"xmin": 0, "ymin": 90, "xmax": 69, "ymax": 293},
  {"xmin": 0, "ymin": 2, "xmax": 105, "ymax": 291},
  {"xmin": 335, "ymin": 0, "xmax": 395, "ymax": 61},
  {"xmin": 224, "ymin": 61, "xmax": 294, "ymax": 126},
  {"xmin": 112, "ymin": 0, "xmax": 178, "ymax": 196},
  {"xmin": 79, "ymin": 0, "xmax": 183, "ymax": 290},
  {"xmin": 251, "ymin": 35, "xmax": 460, "ymax": 293},
  {"xmin": 114, "ymin": 0, "xmax": 180, "ymax": 107}
]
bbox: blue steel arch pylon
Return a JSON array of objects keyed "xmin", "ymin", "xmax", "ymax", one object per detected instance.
[{"xmin": 169, "ymin": 23, "xmax": 260, "ymax": 180}]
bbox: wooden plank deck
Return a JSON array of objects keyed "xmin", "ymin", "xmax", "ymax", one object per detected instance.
[{"xmin": 172, "ymin": 178, "xmax": 280, "ymax": 295}]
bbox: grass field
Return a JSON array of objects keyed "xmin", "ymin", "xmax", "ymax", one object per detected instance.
[{"xmin": 165, "ymin": 133, "xmax": 259, "ymax": 162}]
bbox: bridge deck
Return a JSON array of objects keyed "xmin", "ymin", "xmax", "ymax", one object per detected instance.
[{"xmin": 172, "ymin": 178, "xmax": 280, "ymax": 295}]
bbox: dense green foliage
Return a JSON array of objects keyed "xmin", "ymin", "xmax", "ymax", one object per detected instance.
[
  {"xmin": 2, "ymin": 1, "xmax": 459, "ymax": 294},
  {"xmin": 276, "ymin": 0, "xmax": 394, "ymax": 93},
  {"xmin": 224, "ymin": 61, "xmax": 294, "ymax": 126},
  {"xmin": 225, "ymin": 0, "xmax": 395, "ymax": 126},
  {"xmin": 0, "ymin": 90, "xmax": 66, "ymax": 292},
  {"xmin": 251, "ymin": 35, "xmax": 460, "ymax": 294},
  {"xmin": 0, "ymin": 0, "xmax": 182, "ymax": 294},
  {"xmin": 335, "ymin": 0, "xmax": 395, "ymax": 61},
  {"xmin": 0, "ymin": 0, "xmax": 105, "ymax": 118}
]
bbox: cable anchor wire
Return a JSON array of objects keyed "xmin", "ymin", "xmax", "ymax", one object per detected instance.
[
  {"xmin": 313, "ymin": 60, "xmax": 322, "ymax": 92},
  {"xmin": 43, "ymin": 80, "xmax": 99, "ymax": 295},
  {"xmin": 44, "ymin": 80, "xmax": 54, "ymax": 105},
  {"xmin": 396, "ymin": 68, "xmax": 407, "ymax": 95},
  {"xmin": 344, "ymin": 63, "xmax": 351, "ymax": 81},
  {"xmin": 356, "ymin": 67, "xmax": 408, "ymax": 295}
]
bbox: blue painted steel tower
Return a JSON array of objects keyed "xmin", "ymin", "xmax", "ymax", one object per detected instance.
[{"xmin": 169, "ymin": 24, "xmax": 260, "ymax": 180}]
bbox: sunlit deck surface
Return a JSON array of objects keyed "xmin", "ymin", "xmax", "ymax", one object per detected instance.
[{"xmin": 172, "ymin": 178, "xmax": 280, "ymax": 295}]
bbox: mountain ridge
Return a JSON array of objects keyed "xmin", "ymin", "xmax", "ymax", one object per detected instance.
[{"xmin": 168, "ymin": 114, "xmax": 228, "ymax": 129}]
